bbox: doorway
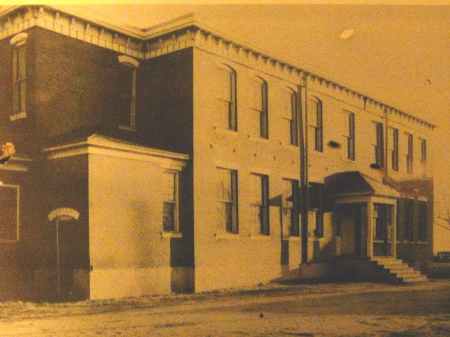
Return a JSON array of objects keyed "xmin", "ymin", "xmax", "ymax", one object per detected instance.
[
  {"xmin": 335, "ymin": 203, "xmax": 367, "ymax": 257},
  {"xmin": 373, "ymin": 204, "xmax": 393, "ymax": 257}
]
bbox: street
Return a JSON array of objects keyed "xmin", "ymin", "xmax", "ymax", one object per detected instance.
[{"xmin": 0, "ymin": 280, "xmax": 449, "ymax": 337}]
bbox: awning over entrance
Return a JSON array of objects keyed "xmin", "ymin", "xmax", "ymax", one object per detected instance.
[{"xmin": 325, "ymin": 171, "xmax": 400, "ymax": 199}]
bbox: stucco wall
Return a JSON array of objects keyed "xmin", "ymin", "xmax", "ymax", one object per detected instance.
[{"xmin": 88, "ymin": 152, "xmax": 191, "ymax": 299}]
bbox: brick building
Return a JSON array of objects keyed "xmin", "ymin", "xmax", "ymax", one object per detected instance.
[{"xmin": 0, "ymin": 5, "xmax": 444, "ymax": 301}]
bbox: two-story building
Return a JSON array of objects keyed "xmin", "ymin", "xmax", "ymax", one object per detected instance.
[{"xmin": 0, "ymin": 5, "xmax": 441, "ymax": 301}]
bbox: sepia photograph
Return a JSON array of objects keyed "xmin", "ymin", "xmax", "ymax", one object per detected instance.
[{"xmin": 0, "ymin": 1, "xmax": 449, "ymax": 336}]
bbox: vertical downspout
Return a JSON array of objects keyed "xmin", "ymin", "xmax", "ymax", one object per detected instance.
[
  {"xmin": 384, "ymin": 107, "xmax": 389, "ymax": 181},
  {"xmin": 298, "ymin": 73, "xmax": 309, "ymax": 264}
]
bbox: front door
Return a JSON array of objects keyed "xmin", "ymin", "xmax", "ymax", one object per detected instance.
[
  {"xmin": 373, "ymin": 204, "xmax": 393, "ymax": 256},
  {"xmin": 336, "ymin": 203, "xmax": 367, "ymax": 257}
]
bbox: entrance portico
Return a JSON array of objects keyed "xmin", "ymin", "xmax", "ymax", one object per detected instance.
[{"xmin": 326, "ymin": 172, "xmax": 400, "ymax": 259}]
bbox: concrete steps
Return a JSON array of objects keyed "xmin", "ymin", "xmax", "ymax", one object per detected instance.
[{"xmin": 371, "ymin": 257, "xmax": 428, "ymax": 284}]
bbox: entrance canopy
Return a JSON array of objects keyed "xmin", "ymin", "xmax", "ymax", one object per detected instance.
[{"xmin": 325, "ymin": 171, "xmax": 400, "ymax": 199}]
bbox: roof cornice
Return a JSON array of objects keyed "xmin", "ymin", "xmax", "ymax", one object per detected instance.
[{"xmin": 0, "ymin": 5, "xmax": 435, "ymax": 130}]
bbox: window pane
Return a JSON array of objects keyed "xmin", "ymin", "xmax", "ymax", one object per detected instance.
[
  {"xmin": 162, "ymin": 172, "xmax": 176, "ymax": 201},
  {"xmin": 0, "ymin": 187, "xmax": 18, "ymax": 241},
  {"xmin": 217, "ymin": 168, "xmax": 232, "ymax": 201},
  {"xmin": 217, "ymin": 168, "xmax": 238, "ymax": 233},
  {"xmin": 229, "ymin": 69, "xmax": 237, "ymax": 130},
  {"xmin": 163, "ymin": 202, "xmax": 176, "ymax": 232}
]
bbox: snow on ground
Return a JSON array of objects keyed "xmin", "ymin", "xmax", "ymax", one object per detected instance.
[{"xmin": 0, "ymin": 280, "xmax": 449, "ymax": 337}]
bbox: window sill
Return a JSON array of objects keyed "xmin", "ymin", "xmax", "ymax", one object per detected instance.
[
  {"xmin": 247, "ymin": 135, "xmax": 270, "ymax": 143},
  {"xmin": 340, "ymin": 157, "xmax": 356, "ymax": 164},
  {"xmin": 311, "ymin": 150, "xmax": 326, "ymax": 157},
  {"xmin": 213, "ymin": 126, "xmax": 238, "ymax": 136},
  {"xmin": 285, "ymin": 143, "xmax": 300, "ymax": 150},
  {"xmin": 249, "ymin": 234, "xmax": 271, "ymax": 240},
  {"xmin": 9, "ymin": 112, "xmax": 27, "ymax": 121},
  {"xmin": 161, "ymin": 231, "xmax": 182, "ymax": 239},
  {"xmin": 118, "ymin": 125, "xmax": 136, "ymax": 132},
  {"xmin": 215, "ymin": 232, "xmax": 240, "ymax": 240},
  {"xmin": 286, "ymin": 236, "xmax": 301, "ymax": 241}
]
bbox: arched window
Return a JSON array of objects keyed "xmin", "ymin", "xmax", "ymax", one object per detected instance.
[
  {"xmin": 218, "ymin": 65, "xmax": 237, "ymax": 131},
  {"xmin": 10, "ymin": 32, "xmax": 28, "ymax": 121},
  {"xmin": 259, "ymin": 79, "xmax": 269, "ymax": 138},
  {"xmin": 117, "ymin": 55, "xmax": 139, "ymax": 131},
  {"xmin": 289, "ymin": 89, "xmax": 299, "ymax": 145},
  {"xmin": 309, "ymin": 97, "xmax": 323, "ymax": 152}
]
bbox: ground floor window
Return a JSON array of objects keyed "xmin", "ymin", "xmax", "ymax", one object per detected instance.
[
  {"xmin": 315, "ymin": 211, "xmax": 324, "ymax": 238},
  {"xmin": 0, "ymin": 185, "xmax": 19, "ymax": 241},
  {"xmin": 374, "ymin": 204, "xmax": 392, "ymax": 241},
  {"xmin": 251, "ymin": 174, "xmax": 270, "ymax": 235},
  {"xmin": 162, "ymin": 171, "xmax": 180, "ymax": 232},
  {"xmin": 282, "ymin": 179, "xmax": 299, "ymax": 236},
  {"xmin": 217, "ymin": 168, "xmax": 239, "ymax": 234}
]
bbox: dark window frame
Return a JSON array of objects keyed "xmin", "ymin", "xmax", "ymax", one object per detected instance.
[
  {"xmin": 283, "ymin": 179, "xmax": 300, "ymax": 236},
  {"xmin": 392, "ymin": 128, "xmax": 399, "ymax": 171},
  {"xmin": 228, "ymin": 68, "xmax": 238, "ymax": 131},
  {"xmin": 407, "ymin": 133, "xmax": 414, "ymax": 174},
  {"xmin": 12, "ymin": 44, "xmax": 27, "ymax": 115},
  {"xmin": 259, "ymin": 80, "xmax": 269, "ymax": 139},
  {"xmin": 217, "ymin": 168, "xmax": 239, "ymax": 234},
  {"xmin": 289, "ymin": 90, "xmax": 299, "ymax": 146},
  {"xmin": 162, "ymin": 171, "xmax": 181, "ymax": 233},
  {"xmin": 374, "ymin": 122, "xmax": 384, "ymax": 167},
  {"xmin": 420, "ymin": 138, "xmax": 427, "ymax": 163},
  {"xmin": 347, "ymin": 112, "xmax": 356, "ymax": 161},
  {"xmin": 254, "ymin": 174, "xmax": 270, "ymax": 236}
]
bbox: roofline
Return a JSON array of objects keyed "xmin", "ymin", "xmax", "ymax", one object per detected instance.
[
  {"xmin": 43, "ymin": 134, "xmax": 190, "ymax": 162},
  {"xmin": 0, "ymin": 5, "xmax": 436, "ymax": 129}
]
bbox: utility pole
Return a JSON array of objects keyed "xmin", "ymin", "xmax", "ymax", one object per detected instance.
[{"xmin": 298, "ymin": 73, "xmax": 309, "ymax": 264}]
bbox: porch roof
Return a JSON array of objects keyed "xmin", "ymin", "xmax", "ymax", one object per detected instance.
[{"xmin": 325, "ymin": 171, "xmax": 400, "ymax": 199}]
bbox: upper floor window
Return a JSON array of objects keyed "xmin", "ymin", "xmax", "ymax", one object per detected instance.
[
  {"xmin": 10, "ymin": 33, "xmax": 28, "ymax": 121},
  {"xmin": 390, "ymin": 128, "xmax": 399, "ymax": 171},
  {"xmin": 309, "ymin": 97, "xmax": 323, "ymax": 152},
  {"xmin": 283, "ymin": 179, "xmax": 299, "ymax": 236},
  {"xmin": 162, "ymin": 171, "xmax": 180, "ymax": 233},
  {"xmin": 251, "ymin": 173, "xmax": 270, "ymax": 235},
  {"xmin": 406, "ymin": 133, "xmax": 414, "ymax": 174},
  {"xmin": 288, "ymin": 90, "xmax": 299, "ymax": 146},
  {"xmin": 347, "ymin": 112, "xmax": 355, "ymax": 161},
  {"xmin": 0, "ymin": 185, "xmax": 19, "ymax": 242},
  {"xmin": 258, "ymin": 79, "xmax": 269, "ymax": 138},
  {"xmin": 117, "ymin": 55, "xmax": 139, "ymax": 131},
  {"xmin": 217, "ymin": 167, "xmax": 238, "ymax": 234},
  {"xmin": 420, "ymin": 138, "xmax": 427, "ymax": 163},
  {"xmin": 373, "ymin": 122, "xmax": 384, "ymax": 167},
  {"xmin": 217, "ymin": 65, "xmax": 238, "ymax": 131}
]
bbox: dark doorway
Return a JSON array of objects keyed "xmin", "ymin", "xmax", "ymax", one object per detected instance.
[{"xmin": 373, "ymin": 204, "xmax": 393, "ymax": 257}]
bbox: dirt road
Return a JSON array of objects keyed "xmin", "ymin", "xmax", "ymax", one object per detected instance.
[{"xmin": 0, "ymin": 280, "xmax": 449, "ymax": 337}]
